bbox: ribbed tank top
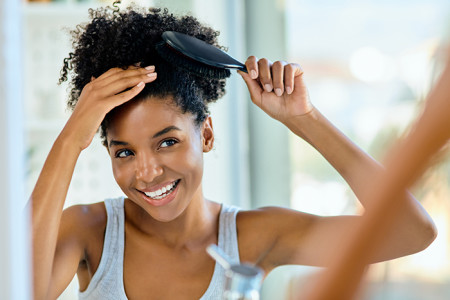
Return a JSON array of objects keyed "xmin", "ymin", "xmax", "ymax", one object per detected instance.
[{"xmin": 78, "ymin": 197, "xmax": 241, "ymax": 300}]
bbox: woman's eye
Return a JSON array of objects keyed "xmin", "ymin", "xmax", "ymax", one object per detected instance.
[
  {"xmin": 115, "ymin": 149, "xmax": 134, "ymax": 158},
  {"xmin": 160, "ymin": 139, "xmax": 177, "ymax": 148}
]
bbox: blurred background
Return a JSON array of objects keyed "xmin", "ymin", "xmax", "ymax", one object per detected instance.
[{"xmin": 1, "ymin": 0, "xmax": 449, "ymax": 299}]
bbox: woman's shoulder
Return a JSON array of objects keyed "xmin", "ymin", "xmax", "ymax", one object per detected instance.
[
  {"xmin": 63, "ymin": 201, "xmax": 107, "ymax": 225},
  {"xmin": 237, "ymin": 206, "xmax": 315, "ymax": 225},
  {"xmin": 60, "ymin": 200, "xmax": 108, "ymax": 243},
  {"xmin": 236, "ymin": 206, "xmax": 317, "ymax": 266},
  {"xmin": 60, "ymin": 200, "xmax": 113, "ymax": 290},
  {"xmin": 237, "ymin": 206, "xmax": 317, "ymax": 238}
]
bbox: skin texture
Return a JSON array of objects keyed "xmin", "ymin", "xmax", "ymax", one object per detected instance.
[{"xmin": 30, "ymin": 58, "xmax": 437, "ymax": 300}]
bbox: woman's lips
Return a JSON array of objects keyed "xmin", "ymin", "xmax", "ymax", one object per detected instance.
[{"xmin": 140, "ymin": 180, "xmax": 180, "ymax": 207}]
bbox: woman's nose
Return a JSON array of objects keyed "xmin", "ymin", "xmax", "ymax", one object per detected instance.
[{"xmin": 135, "ymin": 154, "xmax": 163, "ymax": 183}]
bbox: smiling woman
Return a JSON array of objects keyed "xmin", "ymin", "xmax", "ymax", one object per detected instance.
[
  {"xmin": 28, "ymin": 2, "xmax": 437, "ymax": 300},
  {"xmin": 106, "ymin": 97, "xmax": 212, "ymax": 222}
]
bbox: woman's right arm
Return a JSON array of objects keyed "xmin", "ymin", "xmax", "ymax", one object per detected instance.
[{"xmin": 29, "ymin": 66, "xmax": 157, "ymax": 300}]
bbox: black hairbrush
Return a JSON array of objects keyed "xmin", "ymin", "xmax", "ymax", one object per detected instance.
[{"xmin": 155, "ymin": 31, "xmax": 247, "ymax": 79}]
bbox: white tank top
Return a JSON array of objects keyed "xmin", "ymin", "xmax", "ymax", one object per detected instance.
[{"xmin": 78, "ymin": 197, "xmax": 241, "ymax": 299}]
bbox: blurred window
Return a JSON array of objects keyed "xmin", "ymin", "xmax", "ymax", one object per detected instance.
[{"xmin": 286, "ymin": 0, "xmax": 450, "ymax": 299}]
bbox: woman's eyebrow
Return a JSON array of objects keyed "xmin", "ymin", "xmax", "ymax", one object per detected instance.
[
  {"xmin": 108, "ymin": 126, "xmax": 181, "ymax": 147},
  {"xmin": 109, "ymin": 140, "xmax": 129, "ymax": 148},
  {"xmin": 152, "ymin": 126, "xmax": 181, "ymax": 139}
]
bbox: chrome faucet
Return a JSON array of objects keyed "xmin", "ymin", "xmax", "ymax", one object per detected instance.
[{"xmin": 207, "ymin": 244, "xmax": 264, "ymax": 300}]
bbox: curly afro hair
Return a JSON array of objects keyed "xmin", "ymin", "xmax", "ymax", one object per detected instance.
[{"xmin": 59, "ymin": 4, "xmax": 227, "ymax": 146}]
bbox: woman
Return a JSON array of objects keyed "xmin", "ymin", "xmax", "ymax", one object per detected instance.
[{"xmin": 30, "ymin": 5, "xmax": 437, "ymax": 300}]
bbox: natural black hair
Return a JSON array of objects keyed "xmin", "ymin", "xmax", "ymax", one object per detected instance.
[{"xmin": 59, "ymin": 3, "xmax": 227, "ymax": 146}]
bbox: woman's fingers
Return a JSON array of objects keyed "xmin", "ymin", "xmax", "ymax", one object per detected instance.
[
  {"xmin": 243, "ymin": 56, "xmax": 303, "ymax": 97},
  {"xmin": 238, "ymin": 70, "xmax": 263, "ymax": 105},
  {"xmin": 258, "ymin": 58, "xmax": 273, "ymax": 93},
  {"xmin": 240, "ymin": 56, "xmax": 311, "ymax": 121},
  {"xmin": 94, "ymin": 66, "xmax": 154, "ymax": 90},
  {"xmin": 87, "ymin": 66, "xmax": 156, "ymax": 100},
  {"xmin": 102, "ymin": 69, "xmax": 157, "ymax": 97},
  {"xmin": 94, "ymin": 67, "xmax": 123, "ymax": 81},
  {"xmin": 77, "ymin": 65, "xmax": 158, "ymax": 115},
  {"xmin": 96, "ymin": 64, "xmax": 141, "ymax": 80},
  {"xmin": 272, "ymin": 61, "xmax": 285, "ymax": 96},
  {"xmin": 110, "ymin": 80, "xmax": 148, "ymax": 107},
  {"xmin": 284, "ymin": 63, "xmax": 298, "ymax": 95},
  {"xmin": 245, "ymin": 56, "xmax": 259, "ymax": 79}
]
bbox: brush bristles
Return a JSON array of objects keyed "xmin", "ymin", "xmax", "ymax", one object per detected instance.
[{"xmin": 155, "ymin": 42, "xmax": 231, "ymax": 79}]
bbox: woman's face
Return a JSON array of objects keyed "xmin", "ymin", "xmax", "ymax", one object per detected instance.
[{"xmin": 106, "ymin": 96, "xmax": 214, "ymax": 222}]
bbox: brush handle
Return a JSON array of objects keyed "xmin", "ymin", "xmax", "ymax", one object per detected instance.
[{"xmin": 236, "ymin": 65, "xmax": 248, "ymax": 73}]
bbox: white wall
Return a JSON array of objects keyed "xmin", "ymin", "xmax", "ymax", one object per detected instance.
[{"xmin": 0, "ymin": 0, "xmax": 31, "ymax": 299}]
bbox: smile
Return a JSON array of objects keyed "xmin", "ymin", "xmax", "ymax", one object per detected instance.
[{"xmin": 143, "ymin": 180, "xmax": 180, "ymax": 200}]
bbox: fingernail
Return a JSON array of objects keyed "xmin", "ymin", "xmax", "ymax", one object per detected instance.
[
  {"xmin": 264, "ymin": 84, "xmax": 273, "ymax": 92},
  {"xmin": 251, "ymin": 70, "xmax": 257, "ymax": 79},
  {"xmin": 137, "ymin": 81, "xmax": 145, "ymax": 87},
  {"xmin": 145, "ymin": 65, "xmax": 155, "ymax": 71},
  {"xmin": 147, "ymin": 72, "xmax": 157, "ymax": 77},
  {"xmin": 286, "ymin": 87, "xmax": 292, "ymax": 94},
  {"xmin": 275, "ymin": 88, "xmax": 282, "ymax": 97}
]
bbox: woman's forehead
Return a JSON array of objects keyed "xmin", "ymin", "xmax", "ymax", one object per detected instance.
[{"xmin": 107, "ymin": 96, "xmax": 196, "ymax": 138}]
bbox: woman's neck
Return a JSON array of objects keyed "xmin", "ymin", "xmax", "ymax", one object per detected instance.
[{"xmin": 124, "ymin": 194, "xmax": 221, "ymax": 249}]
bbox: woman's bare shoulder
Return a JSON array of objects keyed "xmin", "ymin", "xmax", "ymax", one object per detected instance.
[
  {"xmin": 60, "ymin": 201, "xmax": 107, "ymax": 242},
  {"xmin": 237, "ymin": 206, "xmax": 316, "ymax": 226},
  {"xmin": 236, "ymin": 206, "xmax": 317, "ymax": 268}
]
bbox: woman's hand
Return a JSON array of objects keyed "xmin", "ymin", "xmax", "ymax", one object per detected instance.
[
  {"xmin": 62, "ymin": 65, "xmax": 157, "ymax": 150},
  {"xmin": 238, "ymin": 56, "xmax": 313, "ymax": 124}
]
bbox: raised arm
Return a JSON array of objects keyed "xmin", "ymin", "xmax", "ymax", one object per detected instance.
[
  {"xmin": 301, "ymin": 51, "xmax": 450, "ymax": 300},
  {"xmin": 237, "ymin": 57, "xmax": 436, "ymax": 269},
  {"xmin": 28, "ymin": 66, "xmax": 157, "ymax": 299}
]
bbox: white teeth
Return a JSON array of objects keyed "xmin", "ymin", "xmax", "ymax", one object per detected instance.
[{"xmin": 144, "ymin": 181, "xmax": 178, "ymax": 199}]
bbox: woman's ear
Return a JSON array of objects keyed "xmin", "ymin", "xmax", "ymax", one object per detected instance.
[{"xmin": 201, "ymin": 116, "xmax": 214, "ymax": 153}]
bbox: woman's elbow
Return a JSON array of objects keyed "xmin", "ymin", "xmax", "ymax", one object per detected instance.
[{"xmin": 412, "ymin": 219, "xmax": 438, "ymax": 253}]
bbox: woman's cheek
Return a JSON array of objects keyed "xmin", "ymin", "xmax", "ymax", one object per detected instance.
[
  {"xmin": 112, "ymin": 162, "xmax": 131, "ymax": 186},
  {"xmin": 179, "ymin": 144, "xmax": 202, "ymax": 168}
]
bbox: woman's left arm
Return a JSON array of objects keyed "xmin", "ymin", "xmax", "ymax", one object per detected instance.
[{"xmin": 238, "ymin": 56, "xmax": 437, "ymax": 268}]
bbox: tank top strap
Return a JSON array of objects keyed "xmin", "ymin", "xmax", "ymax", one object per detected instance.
[
  {"xmin": 78, "ymin": 197, "xmax": 127, "ymax": 300},
  {"xmin": 218, "ymin": 203, "xmax": 241, "ymax": 264},
  {"xmin": 200, "ymin": 203, "xmax": 241, "ymax": 299}
]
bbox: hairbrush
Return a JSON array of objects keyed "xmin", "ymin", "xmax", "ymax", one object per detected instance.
[{"xmin": 155, "ymin": 31, "xmax": 247, "ymax": 79}]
